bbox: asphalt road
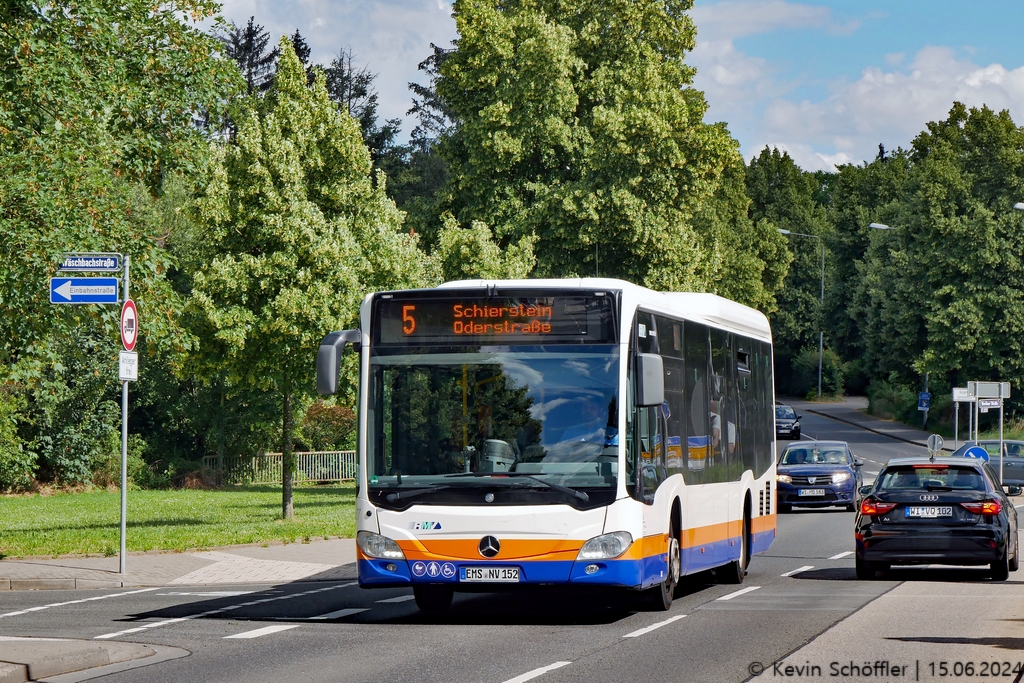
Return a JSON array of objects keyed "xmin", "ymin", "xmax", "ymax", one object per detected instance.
[{"xmin": 0, "ymin": 412, "xmax": 967, "ymax": 683}]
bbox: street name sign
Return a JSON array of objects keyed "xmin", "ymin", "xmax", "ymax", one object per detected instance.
[
  {"xmin": 979, "ymin": 398, "xmax": 1001, "ymax": 414},
  {"xmin": 119, "ymin": 351, "xmax": 138, "ymax": 381},
  {"xmin": 121, "ymin": 300, "xmax": 138, "ymax": 352},
  {"xmin": 58, "ymin": 253, "xmax": 121, "ymax": 272},
  {"xmin": 50, "ymin": 277, "xmax": 119, "ymax": 304}
]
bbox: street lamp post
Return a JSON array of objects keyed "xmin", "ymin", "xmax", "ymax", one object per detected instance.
[{"xmin": 778, "ymin": 229, "xmax": 825, "ymax": 398}]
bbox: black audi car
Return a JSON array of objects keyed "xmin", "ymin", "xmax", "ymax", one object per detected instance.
[
  {"xmin": 855, "ymin": 456, "xmax": 1021, "ymax": 580},
  {"xmin": 775, "ymin": 405, "xmax": 801, "ymax": 440}
]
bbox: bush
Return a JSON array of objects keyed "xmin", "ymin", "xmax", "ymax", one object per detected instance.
[
  {"xmin": 867, "ymin": 379, "xmax": 916, "ymax": 420},
  {"xmin": 0, "ymin": 387, "xmax": 35, "ymax": 492},
  {"xmin": 789, "ymin": 346, "xmax": 845, "ymax": 397},
  {"xmin": 301, "ymin": 400, "xmax": 356, "ymax": 451}
]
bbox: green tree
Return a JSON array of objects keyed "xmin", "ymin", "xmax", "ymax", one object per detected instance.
[
  {"xmin": 432, "ymin": 213, "xmax": 536, "ymax": 282},
  {"xmin": 0, "ymin": 0, "xmax": 238, "ymax": 482},
  {"xmin": 435, "ymin": 0, "xmax": 736, "ymax": 288},
  {"xmin": 745, "ymin": 147, "xmax": 833, "ymax": 388},
  {"xmin": 186, "ymin": 39, "xmax": 429, "ymax": 518},
  {"xmin": 854, "ymin": 103, "xmax": 1024, "ymax": 393}
]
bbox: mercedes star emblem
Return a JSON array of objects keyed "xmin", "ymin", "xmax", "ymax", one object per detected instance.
[{"xmin": 478, "ymin": 535, "xmax": 500, "ymax": 558}]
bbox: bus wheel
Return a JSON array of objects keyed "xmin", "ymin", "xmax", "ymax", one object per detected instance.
[
  {"xmin": 413, "ymin": 585, "xmax": 454, "ymax": 613},
  {"xmin": 654, "ymin": 533, "xmax": 681, "ymax": 610},
  {"xmin": 721, "ymin": 514, "xmax": 749, "ymax": 585}
]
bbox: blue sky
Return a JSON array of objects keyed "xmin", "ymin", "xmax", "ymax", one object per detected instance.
[{"xmin": 216, "ymin": 0, "xmax": 1024, "ymax": 171}]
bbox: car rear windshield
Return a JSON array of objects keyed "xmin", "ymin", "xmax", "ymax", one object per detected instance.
[
  {"xmin": 780, "ymin": 446, "xmax": 848, "ymax": 465},
  {"xmin": 876, "ymin": 465, "xmax": 988, "ymax": 492}
]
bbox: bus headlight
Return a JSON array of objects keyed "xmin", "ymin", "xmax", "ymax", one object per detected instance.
[
  {"xmin": 577, "ymin": 531, "xmax": 633, "ymax": 560},
  {"xmin": 357, "ymin": 530, "xmax": 405, "ymax": 560}
]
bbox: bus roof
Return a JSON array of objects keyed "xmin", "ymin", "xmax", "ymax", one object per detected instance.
[{"xmin": 432, "ymin": 277, "xmax": 772, "ymax": 341}]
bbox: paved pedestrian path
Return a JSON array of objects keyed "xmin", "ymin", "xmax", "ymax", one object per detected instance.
[
  {"xmin": 785, "ymin": 396, "xmax": 947, "ymax": 449},
  {"xmin": 0, "ymin": 538, "xmax": 357, "ymax": 591}
]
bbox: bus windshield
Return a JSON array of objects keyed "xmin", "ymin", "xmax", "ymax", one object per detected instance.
[{"xmin": 369, "ymin": 346, "xmax": 619, "ymax": 491}]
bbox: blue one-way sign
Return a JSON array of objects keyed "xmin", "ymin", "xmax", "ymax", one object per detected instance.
[{"xmin": 50, "ymin": 277, "xmax": 119, "ymax": 304}]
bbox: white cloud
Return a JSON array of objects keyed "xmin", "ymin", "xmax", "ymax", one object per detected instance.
[
  {"xmin": 217, "ymin": 0, "xmax": 457, "ymax": 137},
  {"xmin": 757, "ymin": 47, "xmax": 1024, "ymax": 170}
]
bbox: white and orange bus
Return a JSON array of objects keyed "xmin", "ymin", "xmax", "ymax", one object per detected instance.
[{"xmin": 317, "ymin": 278, "xmax": 777, "ymax": 611}]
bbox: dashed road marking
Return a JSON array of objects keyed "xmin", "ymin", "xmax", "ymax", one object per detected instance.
[
  {"xmin": 157, "ymin": 591, "xmax": 256, "ymax": 597},
  {"xmin": 622, "ymin": 614, "xmax": 686, "ymax": 638},
  {"xmin": 308, "ymin": 608, "xmax": 369, "ymax": 620},
  {"xmin": 375, "ymin": 595, "xmax": 416, "ymax": 604},
  {"xmin": 716, "ymin": 586, "xmax": 760, "ymax": 601},
  {"xmin": 0, "ymin": 588, "xmax": 160, "ymax": 620},
  {"xmin": 781, "ymin": 565, "xmax": 814, "ymax": 577},
  {"xmin": 500, "ymin": 661, "xmax": 572, "ymax": 683},
  {"xmin": 829, "ymin": 551, "xmax": 854, "ymax": 560},
  {"xmin": 224, "ymin": 624, "xmax": 300, "ymax": 639},
  {"xmin": 94, "ymin": 583, "xmax": 351, "ymax": 639}
]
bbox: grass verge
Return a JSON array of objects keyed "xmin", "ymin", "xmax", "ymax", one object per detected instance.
[{"xmin": 0, "ymin": 484, "xmax": 356, "ymax": 558}]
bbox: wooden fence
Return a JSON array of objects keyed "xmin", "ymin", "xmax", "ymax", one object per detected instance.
[{"xmin": 202, "ymin": 451, "xmax": 358, "ymax": 485}]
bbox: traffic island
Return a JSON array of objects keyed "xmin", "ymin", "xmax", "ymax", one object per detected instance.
[{"xmin": 0, "ymin": 636, "xmax": 187, "ymax": 683}]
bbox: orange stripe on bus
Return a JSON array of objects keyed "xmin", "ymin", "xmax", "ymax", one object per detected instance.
[{"xmin": 396, "ymin": 538, "xmax": 584, "ymax": 561}]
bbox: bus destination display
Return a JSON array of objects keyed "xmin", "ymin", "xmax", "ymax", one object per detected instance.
[{"xmin": 376, "ymin": 294, "xmax": 614, "ymax": 344}]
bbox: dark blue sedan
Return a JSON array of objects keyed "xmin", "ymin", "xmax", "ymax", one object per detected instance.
[{"xmin": 777, "ymin": 441, "xmax": 864, "ymax": 512}]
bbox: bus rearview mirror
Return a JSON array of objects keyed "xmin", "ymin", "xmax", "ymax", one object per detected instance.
[
  {"xmin": 636, "ymin": 353, "xmax": 665, "ymax": 407},
  {"xmin": 316, "ymin": 329, "xmax": 361, "ymax": 396}
]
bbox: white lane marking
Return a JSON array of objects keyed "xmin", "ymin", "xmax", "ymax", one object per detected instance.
[
  {"xmin": 308, "ymin": 608, "xmax": 369, "ymax": 620},
  {"xmin": 1014, "ymin": 504, "xmax": 1024, "ymax": 509},
  {"xmin": 94, "ymin": 583, "xmax": 351, "ymax": 639},
  {"xmin": 622, "ymin": 614, "xmax": 686, "ymax": 638},
  {"xmin": 866, "ymin": 471, "xmax": 880, "ymax": 476},
  {"xmin": 780, "ymin": 565, "xmax": 814, "ymax": 577},
  {"xmin": 829, "ymin": 551, "xmax": 854, "ymax": 560},
  {"xmin": 716, "ymin": 586, "xmax": 760, "ymax": 601},
  {"xmin": 225, "ymin": 624, "xmax": 300, "ymax": 639},
  {"xmin": 375, "ymin": 595, "xmax": 416, "ymax": 604},
  {"xmin": 0, "ymin": 587, "xmax": 160, "ymax": 620},
  {"xmin": 157, "ymin": 591, "xmax": 256, "ymax": 597},
  {"xmin": 501, "ymin": 661, "xmax": 572, "ymax": 683}
]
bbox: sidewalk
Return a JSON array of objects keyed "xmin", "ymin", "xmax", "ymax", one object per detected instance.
[
  {"xmin": 0, "ymin": 538, "xmax": 357, "ymax": 591},
  {"xmin": 785, "ymin": 396, "xmax": 945, "ymax": 449}
]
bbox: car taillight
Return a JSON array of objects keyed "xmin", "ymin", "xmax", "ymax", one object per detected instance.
[
  {"xmin": 860, "ymin": 499, "xmax": 897, "ymax": 515},
  {"xmin": 960, "ymin": 500, "xmax": 1002, "ymax": 515}
]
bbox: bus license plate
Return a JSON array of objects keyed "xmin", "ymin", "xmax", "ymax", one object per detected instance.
[
  {"xmin": 798, "ymin": 489, "xmax": 825, "ymax": 496},
  {"xmin": 906, "ymin": 506, "xmax": 953, "ymax": 518},
  {"xmin": 460, "ymin": 566, "xmax": 520, "ymax": 583}
]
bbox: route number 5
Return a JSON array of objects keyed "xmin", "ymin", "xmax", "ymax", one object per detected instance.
[{"xmin": 402, "ymin": 305, "xmax": 416, "ymax": 335}]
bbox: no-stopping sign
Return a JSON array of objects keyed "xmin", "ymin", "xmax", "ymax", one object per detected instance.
[{"xmin": 121, "ymin": 299, "xmax": 138, "ymax": 351}]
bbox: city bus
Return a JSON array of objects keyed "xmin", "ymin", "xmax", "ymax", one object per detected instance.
[{"xmin": 316, "ymin": 278, "xmax": 777, "ymax": 612}]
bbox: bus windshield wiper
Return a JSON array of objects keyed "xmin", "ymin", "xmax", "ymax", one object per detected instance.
[
  {"xmin": 445, "ymin": 472, "xmax": 589, "ymax": 501},
  {"xmin": 383, "ymin": 485, "xmax": 450, "ymax": 502}
]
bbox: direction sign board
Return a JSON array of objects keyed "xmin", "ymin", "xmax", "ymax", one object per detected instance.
[
  {"xmin": 968, "ymin": 381, "xmax": 1011, "ymax": 399},
  {"xmin": 50, "ymin": 277, "xmax": 119, "ymax": 304},
  {"xmin": 121, "ymin": 300, "xmax": 138, "ymax": 352},
  {"xmin": 918, "ymin": 392, "xmax": 931, "ymax": 412},
  {"xmin": 952, "ymin": 387, "xmax": 975, "ymax": 403},
  {"xmin": 59, "ymin": 253, "xmax": 121, "ymax": 272},
  {"xmin": 119, "ymin": 351, "xmax": 138, "ymax": 381}
]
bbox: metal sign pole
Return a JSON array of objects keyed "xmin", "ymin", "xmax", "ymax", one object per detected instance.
[
  {"xmin": 120, "ymin": 255, "xmax": 130, "ymax": 575},
  {"xmin": 1000, "ymin": 400, "xmax": 1005, "ymax": 485},
  {"xmin": 954, "ymin": 401, "xmax": 959, "ymax": 450}
]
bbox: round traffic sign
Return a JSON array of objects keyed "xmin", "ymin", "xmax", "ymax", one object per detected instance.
[
  {"xmin": 962, "ymin": 446, "xmax": 989, "ymax": 462},
  {"xmin": 121, "ymin": 299, "xmax": 138, "ymax": 351}
]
